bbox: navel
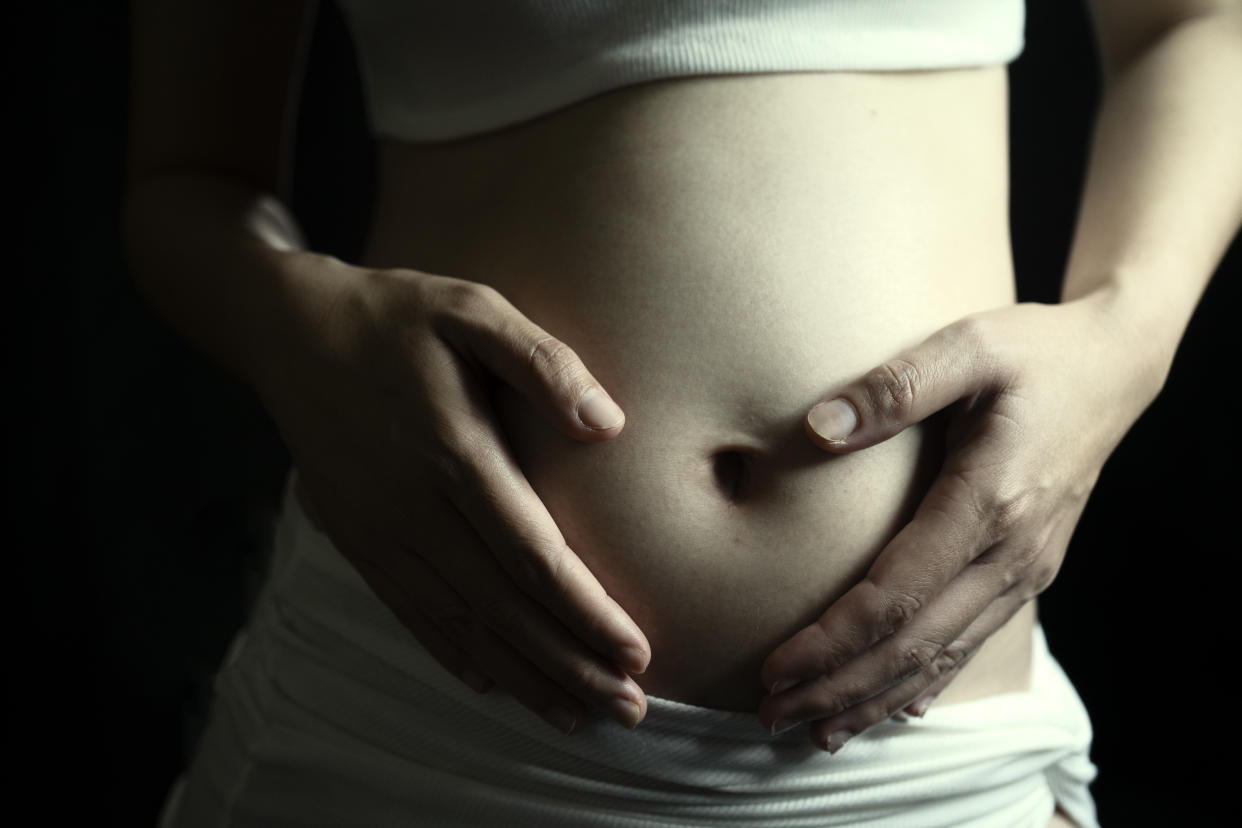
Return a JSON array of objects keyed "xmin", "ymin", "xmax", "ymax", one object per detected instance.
[{"xmin": 710, "ymin": 449, "xmax": 752, "ymax": 503}]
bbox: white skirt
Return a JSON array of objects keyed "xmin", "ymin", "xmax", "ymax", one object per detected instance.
[{"xmin": 161, "ymin": 467, "xmax": 1099, "ymax": 828}]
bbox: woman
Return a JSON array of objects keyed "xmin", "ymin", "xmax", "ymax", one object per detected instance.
[{"xmin": 123, "ymin": 0, "xmax": 1242, "ymax": 825}]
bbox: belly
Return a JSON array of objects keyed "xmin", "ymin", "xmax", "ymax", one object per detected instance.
[{"xmin": 360, "ymin": 67, "xmax": 1033, "ymax": 711}]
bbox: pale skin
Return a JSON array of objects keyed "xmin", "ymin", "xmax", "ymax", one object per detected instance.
[
  {"xmin": 761, "ymin": 0, "xmax": 1242, "ymax": 745},
  {"xmin": 124, "ymin": 2, "xmax": 1241, "ymax": 824}
]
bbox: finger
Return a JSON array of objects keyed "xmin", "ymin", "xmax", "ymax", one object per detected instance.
[
  {"xmin": 401, "ymin": 337, "xmax": 651, "ymax": 674},
  {"xmin": 342, "ymin": 514, "xmax": 644, "ymax": 734},
  {"xmin": 347, "ymin": 554, "xmax": 492, "ymax": 694},
  {"xmin": 400, "ymin": 493, "xmax": 648, "ymax": 728},
  {"xmin": 761, "ymin": 460, "xmax": 999, "ymax": 692},
  {"xmin": 806, "ymin": 593, "xmax": 1026, "ymax": 754},
  {"xmin": 433, "ymin": 279, "xmax": 626, "ymax": 440},
  {"xmin": 896, "ymin": 499, "xmax": 1084, "ymax": 719},
  {"xmin": 311, "ymin": 487, "xmax": 623, "ymax": 735},
  {"xmin": 767, "ymin": 591, "xmax": 1025, "ymax": 753},
  {"xmin": 804, "ymin": 316, "xmax": 1006, "ymax": 451},
  {"xmin": 759, "ymin": 554, "xmax": 1014, "ymax": 734},
  {"xmin": 845, "ymin": 635, "xmax": 987, "ymax": 724},
  {"xmin": 425, "ymin": 381, "xmax": 652, "ymax": 676},
  {"xmin": 352, "ymin": 551, "xmax": 602, "ymax": 735},
  {"xmin": 773, "ymin": 498, "xmax": 1082, "ymax": 739},
  {"xmin": 901, "ymin": 653, "xmax": 969, "ymax": 717},
  {"xmin": 308, "ymin": 506, "xmax": 495, "ymax": 696}
]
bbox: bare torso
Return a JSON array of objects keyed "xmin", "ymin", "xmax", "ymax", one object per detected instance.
[{"xmin": 355, "ymin": 67, "xmax": 1036, "ymax": 713}]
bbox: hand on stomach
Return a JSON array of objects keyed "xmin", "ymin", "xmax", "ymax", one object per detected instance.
[
  {"xmin": 493, "ymin": 380, "xmax": 941, "ymax": 710},
  {"xmin": 364, "ymin": 67, "xmax": 1032, "ymax": 713}
]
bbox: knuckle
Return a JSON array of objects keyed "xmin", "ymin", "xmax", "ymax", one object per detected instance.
[
  {"xmin": 424, "ymin": 427, "xmax": 478, "ymax": 488},
  {"xmin": 902, "ymin": 637, "xmax": 969, "ymax": 684},
  {"xmin": 815, "ymin": 680, "xmax": 860, "ymax": 718},
  {"xmin": 815, "ymin": 641, "xmax": 852, "ymax": 679},
  {"xmin": 857, "ymin": 697, "xmax": 897, "ymax": 731},
  {"xmin": 983, "ymin": 482, "xmax": 1032, "ymax": 536},
  {"xmin": 947, "ymin": 314, "xmax": 991, "ymax": 355},
  {"xmin": 936, "ymin": 468, "xmax": 995, "ymax": 538},
  {"xmin": 837, "ymin": 676, "xmax": 882, "ymax": 715},
  {"xmin": 442, "ymin": 279, "xmax": 502, "ymax": 319},
  {"xmin": 901, "ymin": 638, "xmax": 943, "ymax": 676},
  {"xmin": 883, "ymin": 590, "xmax": 922, "ymax": 633},
  {"xmin": 865, "ymin": 358, "xmax": 921, "ymax": 419},
  {"xmin": 1015, "ymin": 538, "xmax": 1045, "ymax": 569},
  {"xmin": 937, "ymin": 313, "xmax": 1011, "ymax": 385},
  {"xmin": 957, "ymin": 313, "xmax": 1016, "ymax": 382},
  {"xmin": 514, "ymin": 541, "xmax": 568, "ymax": 597},
  {"xmin": 866, "ymin": 580, "xmax": 923, "ymax": 637},
  {"xmin": 993, "ymin": 553, "xmax": 1025, "ymax": 591},
  {"xmin": 424, "ymin": 418, "xmax": 497, "ymax": 491},
  {"xmin": 1028, "ymin": 558, "xmax": 1059, "ymax": 595},
  {"xmin": 566, "ymin": 662, "xmax": 603, "ymax": 699},
  {"xmin": 426, "ymin": 602, "xmax": 479, "ymax": 644},
  {"xmin": 939, "ymin": 639, "xmax": 970, "ymax": 671},
  {"xmin": 478, "ymin": 594, "xmax": 525, "ymax": 632},
  {"xmin": 527, "ymin": 335, "xmax": 584, "ymax": 392}
]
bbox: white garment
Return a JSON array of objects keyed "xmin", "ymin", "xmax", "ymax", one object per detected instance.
[
  {"xmin": 161, "ymin": 467, "xmax": 1098, "ymax": 827},
  {"xmin": 333, "ymin": 0, "xmax": 1026, "ymax": 141}
]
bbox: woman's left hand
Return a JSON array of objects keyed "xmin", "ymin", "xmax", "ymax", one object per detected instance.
[{"xmin": 757, "ymin": 290, "xmax": 1167, "ymax": 752}]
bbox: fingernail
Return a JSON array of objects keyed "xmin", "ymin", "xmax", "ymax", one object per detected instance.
[
  {"xmin": 910, "ymin": 694, "xmax": 939, "ymax": 718},
  {"xmin": 807, "ymin": 398, "xmax": 857, "ymax": 443},
  {"xmin": 619, "ymin": 645, "xmax": 649, "ymax": 675},
  {"xmin": 770, "ymin": 719, "xmax": 798, "ymax": 736},
  {"xmin": 608, "ymin": 696, "xmax": 642, "ymax": 729},
  {"xmin": 824, "ymin": 729, "xmax": 855, "ymax": 754},
  {"xmin": 769, "ymin": 678, "xmax": 796, "ymax": 695},
  {"xmin": 891, "ymin": 711, "xmax": 910, "ymax": 723},
  {"xmin": 544, "ymin": 707, "xmax": 578, "ymax": 735},
  {"xmin": 577, "ymin": 387, "xmax": 624, "ymax": 430},
  {"xmin": 460, "ymin": 670, "xmax": 490, "ymax": 693}
]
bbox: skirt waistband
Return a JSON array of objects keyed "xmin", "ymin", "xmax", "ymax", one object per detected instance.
[
  {"xmin": 213, "ymin": 465, "xmax": 1100, "ymax": 826},
  {"xmin": 270, "ymin": 466, "xmax": 1082, "ymax": 741}
]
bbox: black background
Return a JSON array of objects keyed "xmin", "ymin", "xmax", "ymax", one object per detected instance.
[{"xmin": 15, "ymin": 1, "xmax": 1239, "ymax": 824}]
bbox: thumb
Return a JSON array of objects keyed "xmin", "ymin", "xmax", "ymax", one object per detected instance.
[{"xmin": 805, "ymin": 317, "xmax": 999, "ymax": 453}]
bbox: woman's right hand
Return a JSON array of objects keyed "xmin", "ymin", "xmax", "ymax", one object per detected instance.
[{"xmin": 250, "ymin": 253, "xmax": 651, "ymax": 735}]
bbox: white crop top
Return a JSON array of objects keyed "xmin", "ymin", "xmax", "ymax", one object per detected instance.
[{"xmin": 334, "ymin": 0, "xmax": 1026, "ymax": 143}]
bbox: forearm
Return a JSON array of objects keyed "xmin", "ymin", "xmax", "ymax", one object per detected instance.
[
  {"xmin": 121, "ymin": 172, "xmax": 348, "ymax": 391},
  {"xmin": 1060, "ymin": 11, "xmax": 1242, "ymax": 387}
]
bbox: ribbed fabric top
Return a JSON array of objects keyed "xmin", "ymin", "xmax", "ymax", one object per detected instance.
[{"xmin": 335, "ymin": 0, "xmax": 1026, "ymax": 142}]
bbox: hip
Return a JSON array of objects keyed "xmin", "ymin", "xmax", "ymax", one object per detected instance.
[{"xmin": 161, "ymin": 473, "xmax": 1096, "ymax": 827}]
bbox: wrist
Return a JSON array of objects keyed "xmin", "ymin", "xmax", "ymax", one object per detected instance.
[
  {"xmin": 1066, "ymin": 280, "xmax": 1175, "ymax": 407},
  {"xmin": 246, "ymin": 247, "xmax": 365, "ymax": 398}
]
